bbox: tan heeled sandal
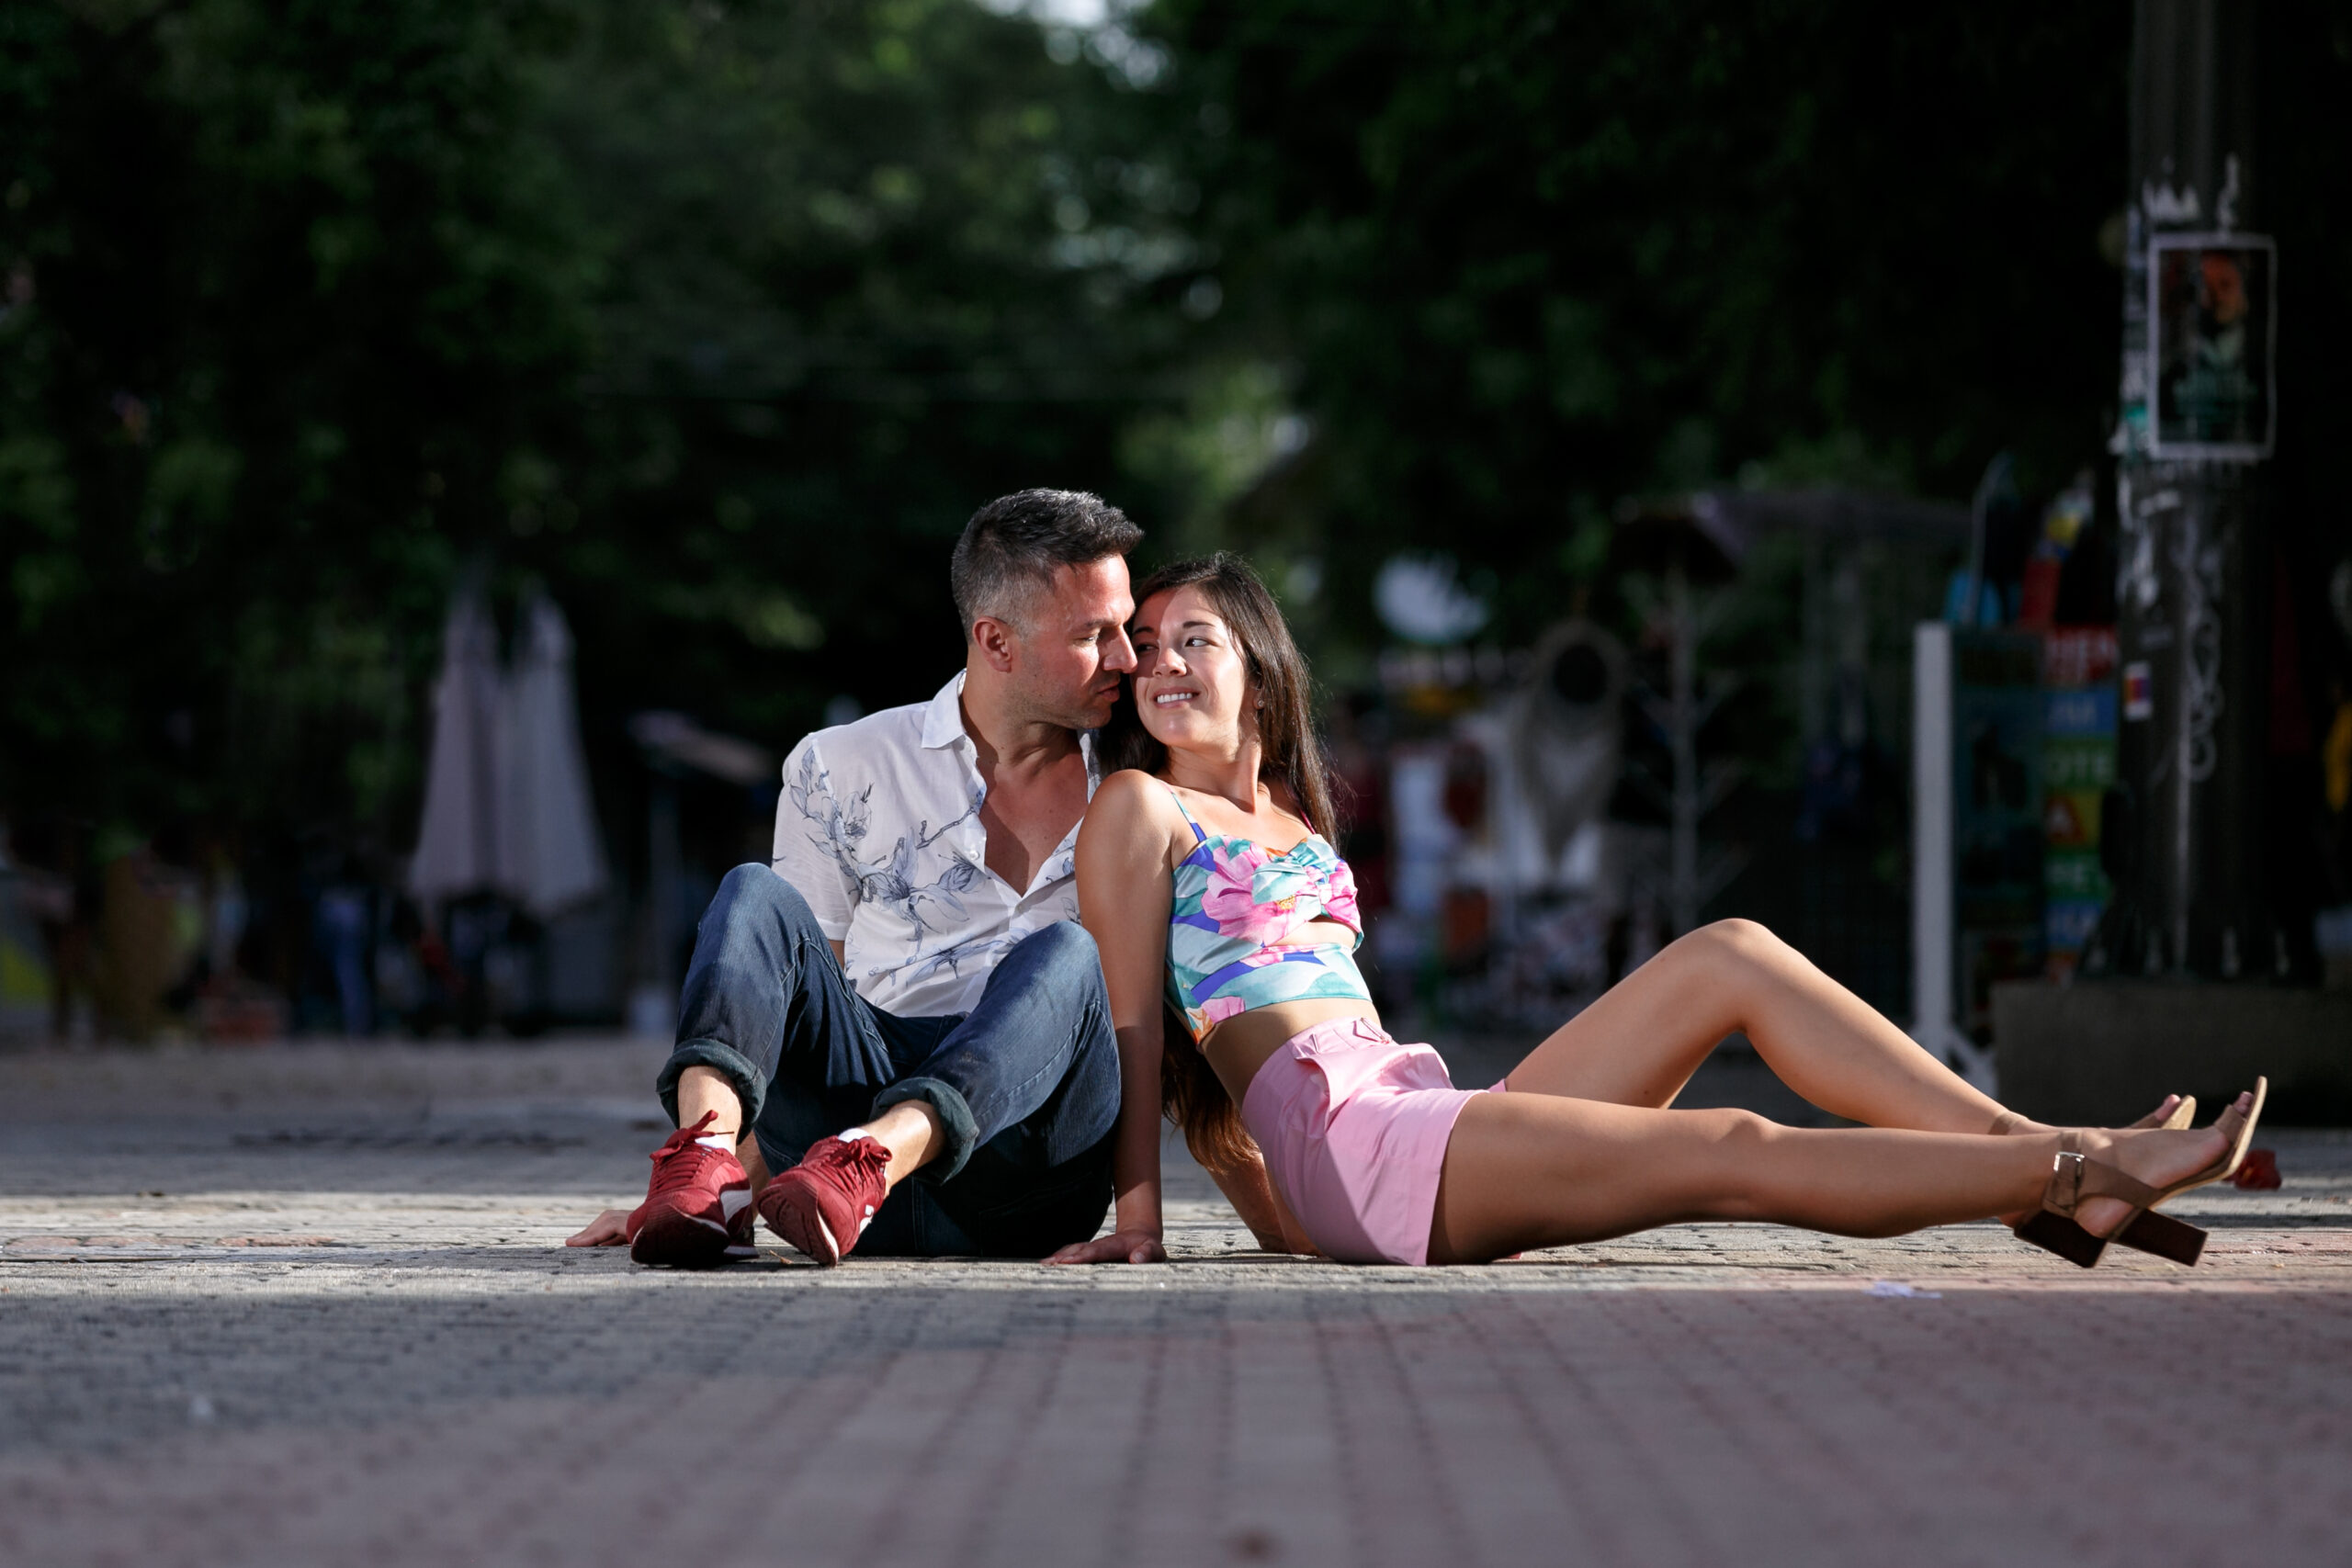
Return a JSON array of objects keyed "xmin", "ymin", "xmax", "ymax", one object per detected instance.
[
  {"xmin": 1988, "ymin": 1094, "xmax": 2196, "ymax": 1139},
  {"xmin": 1991, "ymin": 1097, "xmax": 2194, "ymax": 1265},
  {"xmin": 2011, "ymin": 1078, "xmax": 2267, "ymax": 1269}
]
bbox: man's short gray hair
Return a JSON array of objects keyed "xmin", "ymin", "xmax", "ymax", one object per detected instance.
[{"xmin": 950, "ymin": 489, "xmax": 1143, "ymax": 635}]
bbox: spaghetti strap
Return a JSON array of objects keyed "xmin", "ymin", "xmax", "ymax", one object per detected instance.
[{"xmin": 1163, "ymin": 783, "xmax": 1208, "ymax": 844}]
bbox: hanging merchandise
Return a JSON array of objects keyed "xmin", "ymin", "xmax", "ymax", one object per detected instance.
[
  {"xmin": 2041, "ymin": 628, "xmax": 2119, "ymax": 979},
  {"xmin": 2018, "ymin": 476, "xmax": 2096, "ymax": 629}
]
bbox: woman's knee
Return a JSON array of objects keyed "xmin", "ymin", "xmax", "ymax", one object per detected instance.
[
  {"xmin": 1705, "ymin": 1105, "xmax": 1777, "ymax": 1146},
  {"xmin": 1668, "ymin": 918, "xmax": 1797, "ymax": 980},
  {"xmin": 1693, "ymin": 1107, "xmax": 1790, "ymax": 1219},
  {"xmin": 1703, "ymin": 916, "xmax": 1781, "ymax": 956}
]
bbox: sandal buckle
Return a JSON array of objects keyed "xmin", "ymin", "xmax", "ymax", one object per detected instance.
[{"xmin": 2049, "ymin": 1148, "xmax": 2086, "ymax": 1213}]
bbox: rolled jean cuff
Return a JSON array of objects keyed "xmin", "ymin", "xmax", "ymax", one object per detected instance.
[
  {"xmin": 872, "ymin": 1076, "xmax": 979, "ymax": 1183},
  {"xmin": 657, "ymin": 1039, "xmax": 767, "ymax": 1128}
]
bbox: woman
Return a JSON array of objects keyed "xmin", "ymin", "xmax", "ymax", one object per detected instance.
[{"xmin": 1046, "ymin": 554, "xmax": 2263, "ymax": 1270}]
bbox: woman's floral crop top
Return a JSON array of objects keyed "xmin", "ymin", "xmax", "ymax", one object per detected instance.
[{"xmin": 1161, "ymin": 784, "xmax": 1373, "ymax": 1042}]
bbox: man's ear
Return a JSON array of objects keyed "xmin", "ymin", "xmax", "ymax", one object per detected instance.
[{"xmin": 971, "ymin": 615, "xmax": 1020, "ymax": 674}]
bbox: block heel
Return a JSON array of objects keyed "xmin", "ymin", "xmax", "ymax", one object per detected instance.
[
  {"xmin": 2113, "ymin": 1206, "xmax": 2206, "ymax": 1266},
  {"xmin": 1991, "ymin": 1095, "xmax": 2195, "ymax": 1266},
  {"xmin": 2012, "ymin": 1208, "xmax": 2111, "ymax": 1269},
  {"xmin": 2009, "ymin": 1078, "xmax": 2266, "ymax": 1271}
]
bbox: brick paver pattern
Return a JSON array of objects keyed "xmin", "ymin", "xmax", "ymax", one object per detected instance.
[{"xmin": 3, "ymin": 1041, "xmax": 2347, "ymax": 1567}]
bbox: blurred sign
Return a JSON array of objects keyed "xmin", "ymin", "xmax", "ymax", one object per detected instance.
[
  {"xmin": 2147, "ymin": 232, "xmax": 2276, "ymax": 460},
  {"xmin": 2042, "ymin": 628, "xmax": 2119, "ymax": 980},
  {"xmin": 1952, "ymin": 632, "xmax": 2045, "ymax": 1034},
  {"xmin": 2121, "ymin": 661, "xmax": 2154, "ymax": 721}
]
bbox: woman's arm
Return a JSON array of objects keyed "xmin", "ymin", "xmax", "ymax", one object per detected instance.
[{"xmin": 1046, "ymin": 772, "xmax": 1179, "ymax": 1266}]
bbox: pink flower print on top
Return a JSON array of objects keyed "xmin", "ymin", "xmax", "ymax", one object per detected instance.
[
  {"xmin": 1200, "ymin": 996, "xmax": 1247, "ymax": 1027},
  {"xmin": 1317, "ymin": 859, "xmax": 1363, "ymax": 935},
  {"xmin": 1201, "ymin": 842, "xmax": 1294, "ymax": 942}
]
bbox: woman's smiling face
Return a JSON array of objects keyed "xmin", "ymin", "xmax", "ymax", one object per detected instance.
[{"xmin": 1130, "ymin": 584, "xmax": 1257, "ymax": 754}]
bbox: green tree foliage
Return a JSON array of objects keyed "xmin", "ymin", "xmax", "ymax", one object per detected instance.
[
  {"xmin": 1148, "ymin": 0, "xmax": 2138, "ymax": 641},
  {"xmin": 0, "ymin": 0, "xmax": 1199, "ymax": 849},
  {"xmin": 533, "ymin": 0, "xmax": 1200, "ymax": 746},
  {"xmin": 1, "ymin": 0, "xmax": 584, "ymax": 837},
  {"xmin": 6, "ymin": 0, "xmax": 2346, "ymax": 863}
]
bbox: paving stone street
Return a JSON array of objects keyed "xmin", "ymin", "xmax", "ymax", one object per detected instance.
[{"xmin": 4, "ymin": 1039, "xmax": 2349, "ymax": 1568}]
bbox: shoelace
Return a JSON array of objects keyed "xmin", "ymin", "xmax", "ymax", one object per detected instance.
[
  {"xmin": 811, "ymin": 1136, "xmax": 892, "ymax": 1183},
  {"xmin": 648, "ymin": 1111, "xmax": 730, "ymax": 1180}
]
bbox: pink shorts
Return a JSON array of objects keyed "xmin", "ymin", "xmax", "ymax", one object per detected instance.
[{"xmin": 1238, "ymin": 1018, "xmax": 1487, "ymax": 1266}]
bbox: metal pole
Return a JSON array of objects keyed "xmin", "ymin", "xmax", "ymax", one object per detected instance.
[{"xmin": 2101, "ymin": 0, "xmax": 2276, "ymax": 979}]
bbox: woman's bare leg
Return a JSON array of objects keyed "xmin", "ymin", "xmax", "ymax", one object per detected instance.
[
  {"xmin": 1501, "ymin": 919, "xmax": 2002, "ymax": 1133},
  {"xmin": 1424, "ymin": 1091, "xmax": 2237, "ymax": 1265}
]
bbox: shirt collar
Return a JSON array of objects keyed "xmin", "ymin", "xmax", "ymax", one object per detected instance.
[{"xmin": 921, "ymin": 671, "xmax": 970, "ymax": 750}]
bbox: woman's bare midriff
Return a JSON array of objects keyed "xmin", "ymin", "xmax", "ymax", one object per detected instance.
[{"xmin": 1194, "ymin": 919, "xmax": 1379, "ymax": 1106}]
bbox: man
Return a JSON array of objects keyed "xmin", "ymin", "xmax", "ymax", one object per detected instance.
[{"xmin": 568, "ymin": 489, "xmax": 1141, "ymax": 1265}]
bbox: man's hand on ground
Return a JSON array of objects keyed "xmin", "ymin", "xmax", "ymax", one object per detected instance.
[
  {"xmin": 1044, "ymin": 1230, "xmax": 1166, "ymax": 1265},
  {"xmin": 564, "ymin": 1209, "xmax": 631, "ymax": 1247}
]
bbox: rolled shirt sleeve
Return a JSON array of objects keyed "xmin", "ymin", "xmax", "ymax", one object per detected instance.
[{"xmin": 770, "ymin": 733, "xmax": 860, "ymax": 942}]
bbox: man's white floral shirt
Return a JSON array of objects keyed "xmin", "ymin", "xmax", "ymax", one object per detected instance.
[{"xmin": 769, "ymin": 671, "xmax": 1097, "ymax": 1017}]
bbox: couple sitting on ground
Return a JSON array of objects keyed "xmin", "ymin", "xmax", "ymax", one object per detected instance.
[{"xmin": 569, "ymin": 489, "xmax": 2265, "ymax": 1272}]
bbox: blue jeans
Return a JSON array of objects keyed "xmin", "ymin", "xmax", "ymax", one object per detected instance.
[{"xmin": 656, "ymin": 864, "xmax": 1118, "ymax": 1258}]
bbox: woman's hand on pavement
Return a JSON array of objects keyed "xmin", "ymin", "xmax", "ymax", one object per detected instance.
[
  {"xmin": 1044, "ymin": 1230, "xmax": 1167, "ymax": 1265},
  {"xmin": 564, "ymin": 1208, "xmax": 632, "ymax": 1247}
]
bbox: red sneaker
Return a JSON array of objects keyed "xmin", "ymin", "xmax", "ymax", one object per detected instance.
[
  {"xmin": 625, "ymin": 1111, "xmax": 756, "ymax": 1267},
  {"xmin": 756, "ymin": 1134, "xmax": 892, "ymax": 1266}
]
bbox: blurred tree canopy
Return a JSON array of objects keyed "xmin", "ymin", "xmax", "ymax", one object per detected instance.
[
  {"xmin": 3, "ymin": 0, "xmax": 585, "ymax": 841},
  {"xmin": 0, "ymin": 0, "xmax": 1202, "ymax": 854},
  {"xmin": 538, "ymin": 0, "xmax": 1201, "ymax": 745},
  {"xmin": 1154, "ymin": 0, "xmax": 2142, "ymax": 647},
  {"xmin": 1160, "ymin": 0, "xmax": 2349, "ymax": 664},
  {"xmin": 3, "ymin": 0, "xmax": 2347, "ymax": 863}
]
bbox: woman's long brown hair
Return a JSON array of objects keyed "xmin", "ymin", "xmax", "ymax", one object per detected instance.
[{"xmin": 1099, "ymin": 552, "xmax": 1342, "ymax": 1171}]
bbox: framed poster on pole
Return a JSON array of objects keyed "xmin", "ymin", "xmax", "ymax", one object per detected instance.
[{"xmin": 2146, "ymin": 232, "xmax": 2276, "ymax": 461}]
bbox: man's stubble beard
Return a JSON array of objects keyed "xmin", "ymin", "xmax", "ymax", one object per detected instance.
[
  {"xmin": 1022, "ymin": 682, "xmax": 1114, "ymax": 736},
  {"xmin": 1003, "ymin": 650, "xmax": 1114, "ymax": 736}
]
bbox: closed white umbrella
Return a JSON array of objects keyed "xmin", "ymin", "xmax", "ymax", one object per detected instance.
[
  {"xmin": 495, "ymin": 587, "xmax": 609, "ymax": 918},
  {"xmin": 410, "ymin": 587, "xmax": 503, "ymax": 905}
]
